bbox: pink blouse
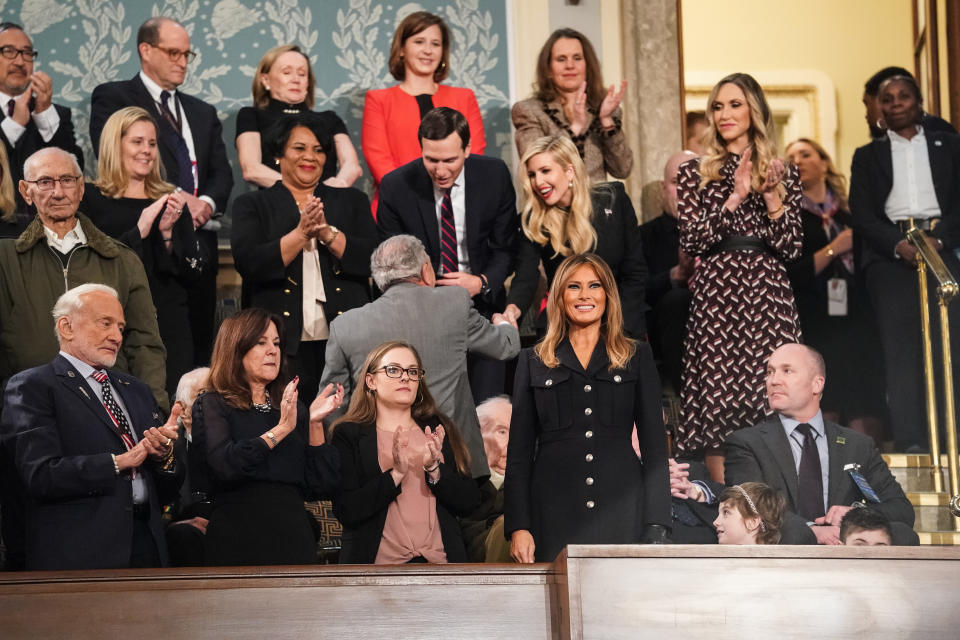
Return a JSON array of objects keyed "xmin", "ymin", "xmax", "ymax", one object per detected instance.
[{"xmin": 374, "ymin": 426, "xmax": 447, "ymax": 564}]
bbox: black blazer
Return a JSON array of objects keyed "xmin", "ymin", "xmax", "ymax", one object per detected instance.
[
  {"xmin": 0, "ymin": 356, "xmax": 182, "ymax": 570},
  {"xmin": 89, "ymin": 75, "xmax": 233, "ymax": 212},
  {"xmin": 230, "ymin": 181, "xmax": 377, "ymax": 355},
  {"xmin": 508, "ymin": 182, "xmax": 649, "ymax": 337},
  {"xmin": 377, "ymin": 154, "xmax": 518, "ymax": 308},
  {"xmin": 331, "ymin": 417, "xmax": 481, "ymax": 564},
  {"xmin": 724, "ymin": 416, "xmax": 915, "ymax": 544},
  {"xmin": 2, "ymin": 103, "xmax": 84, "ymax": 208},
  {"xmin": 639, "ymin": 212, "xmax": 680, "ymax": 309},
  {"xmin": 849, "ymin": 129, "xmax": 960, "ymax": 270}
]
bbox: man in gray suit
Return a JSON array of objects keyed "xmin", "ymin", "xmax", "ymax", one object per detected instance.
[
  {"xmin": 320, "ymin": 235, "xmax": 520, "ymax": 478},
  {"xmin": 725, "ymin": 343, "xmax": 916, "ymax": 545}
]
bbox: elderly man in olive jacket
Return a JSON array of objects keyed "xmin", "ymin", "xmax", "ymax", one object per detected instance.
[{"xmin": 0, "ymin": 148, "xmax": 167, "ymax": 409}]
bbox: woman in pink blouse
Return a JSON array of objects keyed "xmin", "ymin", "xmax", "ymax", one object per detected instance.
[
  {"xmin": 361, "ymin": 11, "xmax": 485, "ymax": 215},
  {"xmin": 330, "ymin": 341, "xmax": 479, "ymax": 564}
]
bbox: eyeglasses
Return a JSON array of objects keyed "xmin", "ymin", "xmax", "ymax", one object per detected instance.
[
  {"xmin": 24, "ymin": 175, "xmax": 82, "ymax": 191},
  {"xmin": 375, "ymin": 365, "xmax": 424, "ymax": 381},
  {"xmin": 0, "ymin": 46, "xmax": 38, "ymax": 61},
  {"xmin": 149, "ymin": 44, "xmax": 197, "ymax": 63}
]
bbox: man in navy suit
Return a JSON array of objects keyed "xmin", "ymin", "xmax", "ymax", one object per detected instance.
[
  {"xmin": 377, "ymin": 107, "xmax": 518, "ymax": 404},
  {"xmin": 0, "ymin": 284, "xmax": 183, "ymax": 570},
  {"xmin": 0, "ymin": 22, "xmax": 83, "ymax": 208},
  {"xmin": 89, "ymin": 16, "xmax": 233, "ymax": 368}
]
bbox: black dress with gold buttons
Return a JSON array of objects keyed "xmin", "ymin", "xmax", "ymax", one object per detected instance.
[{"xmin": 504, "ymin": 339, "xmax": 670, "ymax": 562}]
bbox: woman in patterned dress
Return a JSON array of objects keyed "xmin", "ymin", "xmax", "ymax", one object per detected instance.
[{"xmin": 675, "ymin": 73, "xmax": 803, "ymax": 481}]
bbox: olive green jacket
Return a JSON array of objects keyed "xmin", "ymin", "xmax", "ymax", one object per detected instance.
[{"xmin": 0, "ymin": 214, "xmax": 168, "ymax": 411}]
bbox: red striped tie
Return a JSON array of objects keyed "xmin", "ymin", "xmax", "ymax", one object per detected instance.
[{"xmin": 440, "ymin": 188, "xmax": 458, "ymax": 275}]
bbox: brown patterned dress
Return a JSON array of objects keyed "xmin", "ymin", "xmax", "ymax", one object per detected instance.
[{"xmin": 674, "ymin": 155, "xmax": 803, "ymax": 454}]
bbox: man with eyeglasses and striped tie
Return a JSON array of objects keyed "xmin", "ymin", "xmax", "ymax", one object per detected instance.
[
  {"xmin": 0, "ymin": 21, "xmax": 83, "ymax": 211},
  {"xmin": 0, "ymin": 284, "xmax": 183, "ymax": 570}
]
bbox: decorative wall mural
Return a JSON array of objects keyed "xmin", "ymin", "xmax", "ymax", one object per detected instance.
[{"xmin": 2, "ymin": 0, "xmax": 511, "ymax": 229}]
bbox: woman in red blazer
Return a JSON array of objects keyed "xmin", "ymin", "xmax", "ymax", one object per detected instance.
[{"xmin": 362, "ymin": 11, "xmax": 485, "ymax": 216}]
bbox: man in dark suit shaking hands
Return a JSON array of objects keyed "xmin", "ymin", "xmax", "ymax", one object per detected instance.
[
  {"xmin": 725, "ymin": 343, "xmax": 916, "ymax": 545},
  {"xmin": 90, "ymin": 17, "xmax": 233, "ymax": 368},
  {"xmin": 377, "ymin": 107, "xmax": 518, "ymax": 403},
  {"xmin": 0, "ymin": 284, "xmax": 183, "ymax": 570}
]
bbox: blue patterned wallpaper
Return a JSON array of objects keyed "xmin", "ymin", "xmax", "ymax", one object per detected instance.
[{"xmin": 0, "ymin": 0, "xmax": 512, "ymax": 223}]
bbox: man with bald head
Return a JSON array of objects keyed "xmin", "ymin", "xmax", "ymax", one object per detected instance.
[
  {"xmin": 724, "ymin": 343, "xmax": 916, "ymax": 545},
  {"xmin": 639, "ymin": 150, "xmax": 696, "ymax": 392},
  {"xmin": 0, "ymin": 147, "xmax": 167, "ymax": 409},
  {"xmin": 1, "ymin": 284, "xmax": 182, "ymax": 569},
  {"xmin": 90, "ymin": 16, "xmax": 233, "ymax": 368}
]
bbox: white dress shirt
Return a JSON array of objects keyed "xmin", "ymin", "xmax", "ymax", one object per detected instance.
[
  {"xmin": 885, "ymin": 126, "xmax": 941, "ymax": 221},
  {"xmin": 59, "ymin": 351, "xmax": 147, "ymax": 504},
  {"xmin": 0, "ymin": 89, "xmax": 60, "ymax": 146},
  {"xmin": 433, "ymin": 164, "xmax": 471, "ymax": 274},
  {"xmin": 43, "ymin": 219, "xmax": 87, "ymax": 255}
]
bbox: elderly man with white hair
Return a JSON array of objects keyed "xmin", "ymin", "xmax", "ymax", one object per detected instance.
[
  {"xmin": 0, "ymin": 147, "xmax": 167, "ymax": 410},
  {"xmin": 0, "ymin": 284, "xmax": 182, "ymax": 570}
]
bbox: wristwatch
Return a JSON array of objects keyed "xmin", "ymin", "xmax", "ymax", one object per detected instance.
[
  {"xmin": 319, "ymin": 225, "xmax": 340, "ymax": 246},
  {"xmin": 479, "ymin": 273, "xmax": 490, "ymax": 296}
]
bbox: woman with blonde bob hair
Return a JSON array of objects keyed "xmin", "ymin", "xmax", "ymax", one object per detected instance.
[
  {"xmin": 674, "ymin": 72, "xmax": 802, "ymax": 480},
  {"xmin": 505, "ymin": 135, "xmax": 647, "ymax": 338},
  {"xmin": 83, "ymin": 106, "xmax": 206, "ymax": 396},
  {"xmin": 714, "ymin": 482, "xmax": 785, "ymax": 545},
  {"xmin": 505, "ymin": 254, "xmax": 670, "ymax": 563},
  {"xmin": 331, "ymin": 340, "xmax": 480, "ymax": 564},
  {"xmin": 236, "ymin": 44, "xmax": 361, "ymax": 188}
]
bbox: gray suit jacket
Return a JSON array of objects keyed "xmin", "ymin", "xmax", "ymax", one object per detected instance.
[
  {"xmin": 725, "ymin": 416, "xmax": 915, "ymax": 544},
  {"xmin": 321, "ymin": 283, "xmax": 520, "ymax": 477}
]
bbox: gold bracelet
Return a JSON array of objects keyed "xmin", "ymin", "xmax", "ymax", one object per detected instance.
[
  {"xmin": 767, "ymin": 205, "xmax": 784, "ymax": 219},
  {"xmin": 824, "ymin": 246, "xmax": 835, "ymax": 258}
]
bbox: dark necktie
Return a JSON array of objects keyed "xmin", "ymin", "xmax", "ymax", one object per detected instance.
[
  {"xmin": 795, "ymin": 422, "xmax": 825, "ymax": 520},
  {"xmin": 158, "ymin": 90, "xmax": 195, "ymax": 194},
  {"xmin": 439, "ymin": 188, "xmax": 458, "ymax": 275},
  {"xmin": 6, "ymin": 98, "xmax": 13, "ymax": 118},
  {"xmin": 91, "ymin": 370, "xmax": 136, "ymax": 451}
]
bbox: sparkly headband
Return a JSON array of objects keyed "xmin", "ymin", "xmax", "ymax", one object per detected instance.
[{"xmin": 732, "ymin": 484, "xmax": 766, "ymax": 533}]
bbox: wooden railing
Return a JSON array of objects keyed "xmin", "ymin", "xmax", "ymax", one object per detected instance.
[{"xmin": 2, "ymin": 546, "xmax": 959, "ymax": 639}]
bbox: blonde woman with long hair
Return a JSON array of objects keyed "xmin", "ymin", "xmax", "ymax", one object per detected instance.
[
  {"xmin": 0, "ymin": 141, "xmax": 24, "ymax": 237},
  {"xmin": 505, "ymin": 254, "xmax": 670, "ymax": 563},
  {"xmin": 83, "ymin": 106, "xmax": 207, "ymax": 396},
  {"xmin": 330, "ymin": 340, "xmax": 479, "ymax": 564},
  {"xmin": 784, "ymin": 138, "xmax": 885, "ymax": 435},
  {"xmin": 505, "ymin": 135, "xmax": 647, "ymax": 338},
  {"xmin": 674, "ymin": 73, "xmax": 802, "ymax": 481}
]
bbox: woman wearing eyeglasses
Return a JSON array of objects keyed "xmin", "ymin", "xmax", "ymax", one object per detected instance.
[{"xmin": 331, "ymin": 340, "xmax": 480, "ymax": 564}]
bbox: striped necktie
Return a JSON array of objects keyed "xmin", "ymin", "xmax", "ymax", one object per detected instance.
[
  {"xmin": 439, "ymin": 188, "xmax": 458, "ymax": 275},
  {"xmin": 91, "ymin": 370, "xmax": 136, "ymax": 450}
]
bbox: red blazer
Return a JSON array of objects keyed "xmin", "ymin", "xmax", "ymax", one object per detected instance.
[{"xmin": 362, "ymin": 84, "xmax": 486, "ymax": 215}]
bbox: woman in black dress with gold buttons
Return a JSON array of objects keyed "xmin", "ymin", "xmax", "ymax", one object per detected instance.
[{"xmin": 504, "ymin": 254, "xmax": 670, "ymax": 563}]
